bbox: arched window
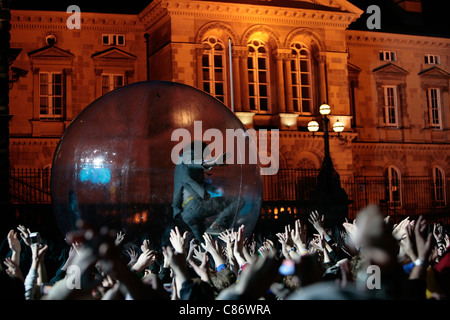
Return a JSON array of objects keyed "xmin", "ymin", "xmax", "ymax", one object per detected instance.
[
  {"xmin": 247, "ymin": 39, "xmax": 269, "ymax": 112},
  {"xmin": 201, "ymin": 36, "xmax": 226, "ymax": 103},
  {"xmin": 290, "ymin": 43, "xmax": 312, "ymax": 113},
  {"xmin": 432, "ymin": 166, "xmax": 446, "ymax": 206},
  {"xmin": 385, "ymin": 166, "xmax": 401, "ymax": 206}
]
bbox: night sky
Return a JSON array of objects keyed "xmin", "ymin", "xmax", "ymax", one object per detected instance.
[{"xmin": 9, "ymin": 0, "xmax": 450, "ymax": 38}]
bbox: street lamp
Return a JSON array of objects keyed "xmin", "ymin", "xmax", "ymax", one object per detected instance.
[{"xmin": 307, "ymin": 103, "xmax": 350, "ymax": 227}]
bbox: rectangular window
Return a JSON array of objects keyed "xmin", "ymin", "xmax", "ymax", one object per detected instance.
[
  {"xmin": 382, "ymin": 85, "xmax": 398, "ymax": 127},
  {"xmin": 202, "ymin": 49, "xmax": 226, "ymax": 103},
  {"xmin": 39, "ymin": 72, "xmax": 63, "ymax": 119},
  {"xmin": 102, "ymin": 34, "xmax": 126, "ymax": 46},
  {"xmin": 379, "ymin": 51, "xmax": 397, "ymax": 62},
  {"xmin": 427, "ymin": 88, "xmax": 442, "ymax": 129},
  {"xmin": 248, "ymin": 54, "xmax": 269, "ymax": 112},
  {"xmin": 424, "ymin": 54, "xmax": 440, "ymax": 65},
  {"xmin": 101, "ymin": 74, "xmax": 124, "ymax": 95}
]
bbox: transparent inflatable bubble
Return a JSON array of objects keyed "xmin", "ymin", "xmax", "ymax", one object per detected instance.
[{"xmin": 51, "ymin": 81, "xmax": 262, "ymax": 245}]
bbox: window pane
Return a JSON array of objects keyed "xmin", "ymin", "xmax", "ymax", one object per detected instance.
[
  {"xmin": 290, "ymin": 60, "xmax": 297, "ymax": 71},
  {"xmin": 302, "ymin": 100, "xmax": 311, "ymax": 113},
  {"xmin": 114, "ymin": 75, "xmax": 123, "ymax": 88},
  {"xmin": 40, "ymin": 97, "xmax": 48, "ymax": 114},
  {"xmin": 293, "ymin": 99, "xmax": 298, "ymax": 111},
  {"xmin": 202, "ymin": 55, "xmax": 209, "ymax": 67},
  {"xmin": 247, "ymin": 57, "xmax": 253, "ymax": 69},
  {"xmin": 301, "ymin": 86, "xmax": 310, "ymax": 98},
  {"xmin": 259, "ymin": 85, "xmax": 267, "ymax": 97},
  {"xmin": 258, "ymin": 71, "xmax": 266, "ymax": 83},
  {"xmin": 215, "ymin": 83, "xmax": 224, "ymax": 96},
  {"xmin": 258, "ymin": 57, "xmax": 266, "ymax": 69},
  {"xmin": 214, "ymin": 55, "xmax": 222, "ymax": 68},
  {"xmin": 40, "ymin": 83, "xmax": 48, "ymax": 96},
  {"xmin": 53, "ymin": 97, "xmax": 62, "ymax": 114},
  {"xmin": 248, "ymin": 70, "xmax": 254, "ymax": 83},
  {"xmin": 248, "ymin": 84, "xmax": 255, "ymax": 97},
  {"xmin": 102, "ymin": 75, "xmax": 109, "ymax": 86},
  {"xmin": 260, "ymin": 98, "xmax": 268, "ymax": 110},
  {"xmin": 214, "ymin": 69, "xmax": 223, "ymax": 81},
  {"xmin": 202, "ymin": 69, "xmax": 210, "ymax": 81},
  {"xmin": 249, "ymin": 98, "xmax": 256, "ymax": 109},
  {"xmin": 53, "ymin": 73, "xmax": 62, "ymax": 84},
  {"xmin": 300, "ymin": 60, "xmax": 308, "ymax": 72},
  {"xmin": 203, "ymin": 82, "xmax": 210, "ymax": 93},
  {"xmin": 301, "ymin": 73, "xmax": 310, "ymax": 85}
]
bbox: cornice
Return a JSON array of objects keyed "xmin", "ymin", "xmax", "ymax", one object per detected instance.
[
  {"xmin": 352, "ymin": 141, "xmax": 450, "ymax": 151},
  {"xmin": 139, "ymin": 0, "xmax": 362, "ymax": 31},
  {"xmin": 10, "ymin": 10, "xmax": 144, "ymax": 32},
  {"xmin": 346, "ymin": 30, "xmax": 450, "ymax": 52},
  {"xmin": 10, "ymin": 137, "xmax": 60, "ymax": 147}
]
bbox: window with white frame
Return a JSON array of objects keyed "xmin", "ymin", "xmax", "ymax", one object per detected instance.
[
  {"xmin": 424, "ymin": 54, "xmax": 440, "ymax": 65},
  {"xmin": 101, "ymin": 74, "xmax": 124, "ymax": 95},
  {"xmin": 290, "ymin": 42, "xmax": 312, "ymax": 114},
  {"xmin": 201, "ymin": 36, "xmax": 226, "ymax": 104},
  {"xmin": 379, "ymin": 51, "xmax": 397, "ymax": 62},
  {"xmin": 247, "ymin": 39, "xmax": 269, "ymax": 112},
  {"xmin": 432, "ymin": 166, "xmax": 446, "ymax": 206},
  {"xmin": 382, "ymin": 85, "xmax": 399, "ymax": 127},
  {"xmin": 385, "ymin": 166, "xmax": 402, "ymax": 206},
  {"xmin": 39, "ymin": 72, "xmax": 63, "ymax": 119},
  {"xmin": 102, "ymin": 34, "xmax": 125, "ymax": 46},
  {"xmin": 427, "ymin": 88, "xmax": 442, "ymax": 129}
]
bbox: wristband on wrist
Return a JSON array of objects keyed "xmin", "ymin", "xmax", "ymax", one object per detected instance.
[{"xmin": 414, "ymin": 258, "xmax": 425, "ymax": 267}]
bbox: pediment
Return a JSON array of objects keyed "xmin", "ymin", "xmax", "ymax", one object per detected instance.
[
  {"xmin": 205, "ymin": 0, "xmax": 363, "ymax": 14},
  {"xmin": 91, "ymin": 47, "xmax": 137, "ymax": 61},
  {"xmin": 348, "ymin": 62, "xmax": 361, "ymax": 74},
  {"xmin": 418, "ymin": 66, "xmax": 450, "ymax": 79},
  {"xmin": 28, "ymin": 45, "xmax": 75, "ymax": 61},
  {"xmin": 373, "ymin": 63, "xmax": 409, "ymax": 76}
]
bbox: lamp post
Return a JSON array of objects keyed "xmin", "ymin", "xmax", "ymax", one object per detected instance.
[{"xmin": 307, "ymin": 103, "xmax": 350, "ymax": 228}]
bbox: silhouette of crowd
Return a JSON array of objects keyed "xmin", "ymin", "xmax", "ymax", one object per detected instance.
[{"xmin": 1, "ymin": 205, "xmax": 449, "ymax": 300}]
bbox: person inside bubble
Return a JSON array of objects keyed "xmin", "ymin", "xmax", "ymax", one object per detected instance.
[{"xmin": 172, "ymin": 141, "xmax": 245, "ymax": 241}]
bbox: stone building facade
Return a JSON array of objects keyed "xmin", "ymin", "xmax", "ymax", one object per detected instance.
[{"xmin": 7, "ymin": 0, "xmax": 450, "ymax": 217}]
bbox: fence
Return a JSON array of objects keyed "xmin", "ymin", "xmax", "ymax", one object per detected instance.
[
  {"xmin": 10, "ymin": 168, "xmax": 51, "ymax": 204},
  {"xmin": 262, "ymin": 169, "xmax": 450, "ymax": 223},
  {"xmin": 9, "ymin": 168, "xmax": 450, "ymax": 224}
]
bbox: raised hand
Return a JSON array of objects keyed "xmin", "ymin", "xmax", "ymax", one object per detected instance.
[
  {"xmin": 169, "ymin": 226, "xmax": 188, "ymax": 255},
  {"xmin": 17, "ymin": 225, "xmax": 32, "ymax": 247},
  {"xmin": 132, "ymin": 249, "xmax": 157, "ymax": 273},
  {"xmin": 291, "ymin": 219, "xmax": 307, "ymax": 251},
  {"xmin": 4, "ymin": 257, "xmax": 24, "ymax": 281},
  {"xmin": 114, "ymin": 231, "xmax": 125, "ymax": 246},
  {"xmin": 7, "ymin": 229, "xmax": 21, "ymax": 253},
  {"xmin": 308, "ymin": 210, "xmax": 325, "ymax": 236}
]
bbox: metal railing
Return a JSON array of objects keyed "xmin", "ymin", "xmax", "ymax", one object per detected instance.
[
  {"xmin": 9, "ymin": 168, "xmax": 450, "ymax": 223},
  {"xmin": 9, "ymin": 168, "xmax": 51, "ymax": 204}
]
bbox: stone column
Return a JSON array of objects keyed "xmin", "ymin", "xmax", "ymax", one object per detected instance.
[
  {"xmin": 195, "ymin": 48, "xmax": 203, "ymax": 90},
  {"xmin": 284, "ymin": 58, "xmax": 294, "ymax": 112},
  {"xmin": 318, "ymin": 53, "xmax": 327, "ymax": 104},
  {"xmin": 274, "ymin": 52, "xmax": 286, "ymax": 113},
  {"xmin": 239, "ymin": 51, "xmax": 250, "ymax": 111},
  {"xmin": 231, "ymin": 50, "xmax": 241, "ymax": 112}
]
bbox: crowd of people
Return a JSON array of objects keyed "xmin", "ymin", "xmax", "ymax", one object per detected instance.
[{"xmin": 0, "ymin": 204, "xmax": 449, "ymax": 301}]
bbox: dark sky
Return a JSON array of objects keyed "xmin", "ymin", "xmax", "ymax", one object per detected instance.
[
  {"xmin": 10, "ymin": 0, "xmax": 152, "ymax": 14},
  {"xmin": 10, "ymin": 0, "xmax": 449, "ymax": 37}
]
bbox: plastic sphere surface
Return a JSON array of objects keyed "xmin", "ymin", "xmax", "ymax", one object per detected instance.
[{"xmin": 51, "ymin": 81, "xmax": 262, "ymax": 244}]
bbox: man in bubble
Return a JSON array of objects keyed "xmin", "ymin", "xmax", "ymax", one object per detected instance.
[{"xmin": 172, "ymin": 141, "xmax": 245, "ymax": 240}]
